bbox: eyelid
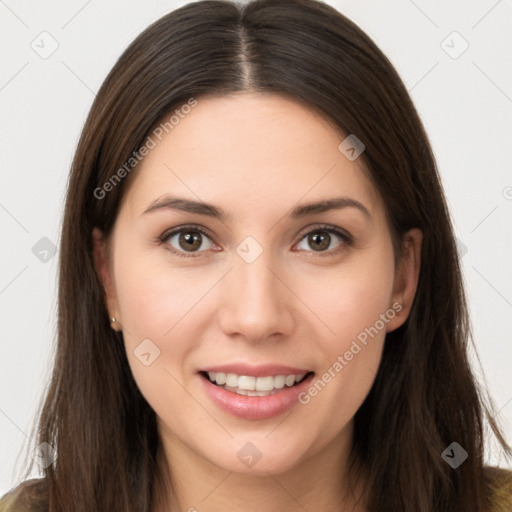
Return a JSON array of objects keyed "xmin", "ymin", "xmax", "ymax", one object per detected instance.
[
  {"xmin": 159, "ymin": 223, "xmax": 353, "ymax": 258},
  {"xmin": 295, "ymin": 223, "xmax": 352, "ymax": 243},
  {"xmin": 160, "ymin": 224, "xmax": 214, "ymax": 241}
]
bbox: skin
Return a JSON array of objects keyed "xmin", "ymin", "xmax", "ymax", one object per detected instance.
[{"xmin": 93, "ymin": 92, "xmax": 422, "ymax": 512}]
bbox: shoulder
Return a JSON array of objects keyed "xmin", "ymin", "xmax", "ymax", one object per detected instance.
[
  {"xmin": 1, "ymin": 468, "xmax": 511, "ymax": 511},
  {"xmin": 0, "ymin": 478, "xmax": 47, "ymax": 512},
  {"xmin": 484, "ymin": 465, "xmax": 512, "ymax": 512}
]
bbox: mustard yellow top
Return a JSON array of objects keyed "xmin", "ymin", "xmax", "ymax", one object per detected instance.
[{"xmin": 1, "ymin": 466, "xmax": 512, "ymax": 511}]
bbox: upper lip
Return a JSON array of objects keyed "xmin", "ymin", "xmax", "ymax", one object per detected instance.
[{"xmin": 199, "ymin": 363, "xmax": 312, "ymax": 378}]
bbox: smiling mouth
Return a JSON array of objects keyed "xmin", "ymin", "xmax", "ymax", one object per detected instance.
[{"xmin": 199, "ymin": 371, "xmax": 315, "ymax": 396}]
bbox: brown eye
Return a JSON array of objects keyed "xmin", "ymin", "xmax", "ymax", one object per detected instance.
[
  {"xmin": 306, "ymin": 231, "xmax": 331, "ymax": 251},
  {"xmin": 178, "ymin": 231, "xmax": 202, "ymax": 251},
  {"xmin": 161, "ymin": 226, "xmax": 215, "ymax": 257},
  {"xmin": 295, "ymin": 226, "xmax": 351, "ymax": 256}
]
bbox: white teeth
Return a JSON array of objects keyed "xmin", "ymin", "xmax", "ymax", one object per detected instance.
[
  {"xmin": 238, "ymin": 375, "xmax": 256, "ymax": 391},
  {"xmin": 205, "ymin": 371, "xmax": 308, "ymax": 392},
  {"xmin": 273, "ymin": 375, "xmax": 286, "ymax": 389},
  {"xmin": 225, "ymin": 373, "xmax": 238, "ymax": 387},
  {"xmin": 255, "ymin": 376, "xmax": 274, "ymax": 391}
]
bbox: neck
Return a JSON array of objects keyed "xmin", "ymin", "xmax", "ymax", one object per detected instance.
[{"xmin": 151, "ymin": 421, "xmax": 367, "ymax": 512}]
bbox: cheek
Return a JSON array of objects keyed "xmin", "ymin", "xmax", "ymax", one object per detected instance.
[
  {"xmin": 298, "ymin": 246, "xmax": 396, "ymax": 350},
  {"xmin": 111, "ymin": 242, "xmax": 211, "ymax": 393},
  {"xmin": 292, "ymin": 245, "xmax": 395, "ymax": 422},
  {"xmin": 113, "ymin": 260, "xmax": 211, "ymax": 430},
  {"xmin": 112, "ymin": 232, "xmax": 211, "ymax": 339},
  {"xmin": 116, "ymin": 267, "xmax": 185, "ymax": 335}
]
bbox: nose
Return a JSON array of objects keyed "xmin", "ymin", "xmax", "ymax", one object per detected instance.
[{"xmin": 217, "ymin": 247, "xmax": 294, "ymax": 344}]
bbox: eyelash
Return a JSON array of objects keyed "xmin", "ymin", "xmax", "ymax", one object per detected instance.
[{"xmin": 159, "ymin": 223, "xmax": 353, "ymax": 259}]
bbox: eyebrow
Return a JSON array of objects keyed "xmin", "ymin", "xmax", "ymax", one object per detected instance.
[{"xmin": 142, "ymin": 194, "xmax": 371, "ymax": 221}]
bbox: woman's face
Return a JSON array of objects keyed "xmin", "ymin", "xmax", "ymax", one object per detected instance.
[{"xmin": 95, "ymin": 92, "xmax": 419, "ymax": 477}]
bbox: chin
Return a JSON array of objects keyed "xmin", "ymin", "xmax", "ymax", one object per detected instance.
[{"xmin": 206, "ymin": 438, "xmax": 309, "ymax": 476}]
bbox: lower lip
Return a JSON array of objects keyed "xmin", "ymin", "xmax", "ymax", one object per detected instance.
[{"xmin": 199, "ymin": 372, "xmax": 315, "ymax": 420}]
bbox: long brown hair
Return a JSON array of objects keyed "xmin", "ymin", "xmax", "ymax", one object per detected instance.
[{"xmin": 13, "ymin": 0, "xmax": 510, "ymax": 510}]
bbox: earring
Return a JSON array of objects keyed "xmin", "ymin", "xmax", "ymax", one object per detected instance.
[{"xmin": 110, "ymin": 316, "xmax": 120, "ymax": 332}]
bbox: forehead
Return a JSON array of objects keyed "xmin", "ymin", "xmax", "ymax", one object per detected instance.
[{"xmin": 121, "ymin": 92, "xmax": 381, "ymax": 220}]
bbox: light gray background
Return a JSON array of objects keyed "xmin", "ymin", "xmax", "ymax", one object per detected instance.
[{"xmin": 1, "ymin": 0, "xmax": 511, "ymax": 495}]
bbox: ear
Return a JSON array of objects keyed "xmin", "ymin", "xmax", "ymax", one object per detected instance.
[
  {"xmin": 92, "ymin": 227, "xmax": 121, "ymax": 329},
  {"xmin": 386, "ymin": 228, "xmax": 422, "ymax": 332}
]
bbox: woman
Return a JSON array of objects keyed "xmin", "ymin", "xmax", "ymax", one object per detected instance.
[{"xmin": 1, "ymin": 0, "xmax": 511, "ymax": 510}]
